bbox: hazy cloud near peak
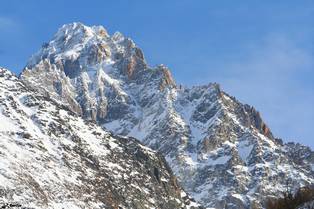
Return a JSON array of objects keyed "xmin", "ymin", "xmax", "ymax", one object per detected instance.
[
  {"xmin": 0, "ymin": 17, "xmax": 17, "ymax": 30},
  {"xmin": 231, "ymin": 35, "xmax": 312, "ymax": 74},
  {"xmin": 214, "ymin": 34, "xmax": 314, "ymax": 147}
]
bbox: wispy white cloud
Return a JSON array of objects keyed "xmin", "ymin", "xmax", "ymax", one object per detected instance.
[
  {"xmin": 0, "ymin": 17, "xmax": 19, "ymax": 56},
  {"xmin": 0, "ymin": 17, "xmax": 17, "ymax": 30},
  {"xmin": 215, "ymin": 34, "xmax": 314, "ymax": 147}
]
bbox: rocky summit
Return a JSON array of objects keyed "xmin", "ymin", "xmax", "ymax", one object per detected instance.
[
  {"xmin": 1, "ymin": 22, "xmax": 313, "ymax": 209},
  {"xmin": 0, "ymin": 67, "xmax": 202, "ymax": 209}
]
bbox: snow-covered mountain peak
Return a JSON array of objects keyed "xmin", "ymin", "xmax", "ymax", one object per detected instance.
[
  {"xmin": 51, "ymin": 22, "xmax": 110, "ymax": 47},
  {"xmin": 25, "ymin": 22, "xmax": 144, "ymax": 75},
  {"xmin": 20, "ymin": 23, "xmax": 314, "ymax": 209},
  {"xmin": 28, "ymin": 25, "xmax": 96, "ymax": 66},
  {"xmin": 21, "ymin": 23, "xmax": 174, "ymax": 121}
]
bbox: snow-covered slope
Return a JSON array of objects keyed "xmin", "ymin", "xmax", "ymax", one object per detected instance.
[
  {"xmin": 21, "ymin": 23, "xmax": 314, "ymax": 209},
  {"xmin": 0, "ymin": 67, "xmax": 202, "ymax": 209}
]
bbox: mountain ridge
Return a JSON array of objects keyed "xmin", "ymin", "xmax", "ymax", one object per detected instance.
[{"xmin": 13, "ymin": 22, "xmax": 314, "ymax": 208}]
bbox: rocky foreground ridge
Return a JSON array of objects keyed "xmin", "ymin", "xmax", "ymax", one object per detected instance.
[{"xmin": 0, "ymin": 67, "xmax": 202, "ymax": 209}]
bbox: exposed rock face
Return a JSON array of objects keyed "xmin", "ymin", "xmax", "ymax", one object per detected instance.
[
  {"xmin": 0, "ymin": 67, "xmax": 202, "ymax": 209},
  {"xmin": 21, "ymin": 23, "xmax": 314, "ymax": 209}
]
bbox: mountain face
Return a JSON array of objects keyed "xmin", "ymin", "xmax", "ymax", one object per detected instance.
[
  {"xmin": 20, "ymin": 23, "xmax": 314, "ymax": 209},
  {"xmin": 298, "ymin": 201, "xmax": 314, "ymax": 209},
  {"xmin": 0, "ymin": 67, "xmax": 202, "ymax": 209}
]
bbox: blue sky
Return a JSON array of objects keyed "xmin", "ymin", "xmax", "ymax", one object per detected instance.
[{"xmin": 0, "ymin": 0, "xmax": 313, "ymax": 148}]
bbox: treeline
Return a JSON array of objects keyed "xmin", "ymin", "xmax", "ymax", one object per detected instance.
[{"xmin": 266, "ymin": 185, "xmax": 314, "ymax": 209}]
